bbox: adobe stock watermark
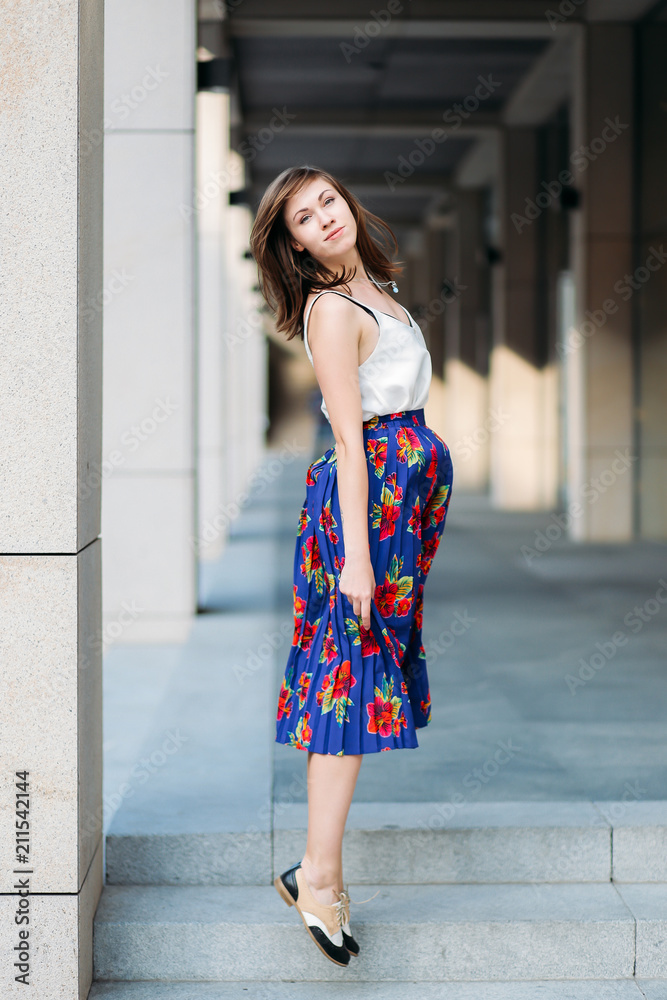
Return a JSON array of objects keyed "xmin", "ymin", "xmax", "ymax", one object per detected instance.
[
  {"xmin": 39, "ymin": 600, "xmax": 145, "ymax": 703},
  {"xmin": 545, "ymin": 0, "xmax": 586, "ymax": 30},
  {"xmin": 236, "ymin": 107, "xmax": 297, "ymax": 162},
  {"xmin": 419, "ymin": 278, "xmax": 469, "ymax": 322},
  {"xmin": 593, "ymin": 780, "xmax": 648, "ymax": 825},
  {"xmin": 564, "ymin": 579, "xmax": 667, "ymax": 694},
  {"xmin": 452, "ymin": 406, "xmax": 511, "ymax": 462},
  {"xmin": 512, "ymin": 116, "xmax": 629, "ymax": 233},
  {"xmin": 234, "ymin": 620, "xmax": 294, "ymax": 683},
  {"xmin": 182, "ymin": 155, "xmax": 244, "ymax": 220},
  {"xmin": 526, "ymin": 836, "xmax": 593, "ymax": 897},
  {"xmin": 78, "ymin": 397, "xmax": 180, "ymax": 501},
  {"xmin": 405, "ymin": 602, "xmax": 477, "ymax": 689},
  {"xmin": 528, "ymin": 779, "xmax": 647, "ymax": 900},
  {"xmin": 82, "ymin": 66, "xmax": 170, "ymax": 157},
  {"xmin": 191, "ymin": 439, "xmax": 308, "ymax": 553},
  {"xmin": 180, "ymin": 107, "xmax": 296, "ymax": 220},
  {"xmin": 430, "ymin": 609, "xmax": 477, "ymax": 651},
  {"xmin": 385, "ymin": 75, "xmax": 501, "ymax": 191},
  {"xmin": 558, "ymin": 245, "xmax": 667, "ymax": 357},
  {"xmin": 219, "ymin": 769, "xmax": 309, "ymax": 872},
  {"xmin": 95, "ymin": 601, "xmax": 145, "ymax": 654},
  {"xmin": 340, "ymin": 0, "xmax": 411, "ymax": 62},
  {"xmin": 419, "ymin": 737, "xmax": 524, "ymax": 831},
  {"xmin": 82, "ymin": 268, "xmax": 135, "ymax": 323},
  {"xmin": 520, "ymin": 448, "xmax": 638, "ymax": 565},
  {"xmin": 83, "ymin": 729, "xmax": 190, "ymax": 839},
  {"xmin": 225, "ymin": 306, "xmax": 265, "ymax": 351}
]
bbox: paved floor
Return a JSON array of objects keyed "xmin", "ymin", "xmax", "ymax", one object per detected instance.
[
  {"xmin": 103, "ymin": 439, "xmax": 667, "ymax": 848},
  {"xmin": 87, "ymin": 981, "xmax": 667, "ymax": 999}
]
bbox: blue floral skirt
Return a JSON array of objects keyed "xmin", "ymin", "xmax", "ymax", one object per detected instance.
[{"xmin": 275, "ymin": 407, "xmax": 453, "ymax": 755}]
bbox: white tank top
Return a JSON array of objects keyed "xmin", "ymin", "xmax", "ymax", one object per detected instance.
[{"xmin": 302, "ymin": 277, "xmax": 432, "ymax": 423}]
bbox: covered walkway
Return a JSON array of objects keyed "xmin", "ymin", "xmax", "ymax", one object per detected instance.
[
  {"xmin": 103, "ymin": 443, "xmax": 667, "ymax": 834},
  {"xmin": 91, "ymin": 442, "xmax": 667, "ymax": 992},
  {"xmin": 4, "ymin": 2, "xmax": 667, "ymax": 993}
]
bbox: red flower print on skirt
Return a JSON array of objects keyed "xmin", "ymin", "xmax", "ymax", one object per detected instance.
[{"xmin": 275, "ymin": 408, "xmax": 453, "ymax": 755}]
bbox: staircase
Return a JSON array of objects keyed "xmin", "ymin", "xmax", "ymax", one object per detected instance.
[{"xmin": 90, "ymin": 796, "xmax": 667, "ymax": 996}]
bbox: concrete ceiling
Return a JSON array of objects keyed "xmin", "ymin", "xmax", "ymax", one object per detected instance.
[
  {"xmin": 206, "ymin": 0, "xmax": 660, "ymax": 228},
  {"xmin": 229, "ymin": 25, "xmax": 549, "ymax": 227}
]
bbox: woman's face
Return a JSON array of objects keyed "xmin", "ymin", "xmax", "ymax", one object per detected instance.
[{"xmin": 283, "ymin": 176, "xmax": 358, "ymax": 265}]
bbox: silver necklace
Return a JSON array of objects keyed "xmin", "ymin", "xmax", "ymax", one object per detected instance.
[{"xmin": 352, "ymin": 273, "xmax": 399, "ymax": 294}]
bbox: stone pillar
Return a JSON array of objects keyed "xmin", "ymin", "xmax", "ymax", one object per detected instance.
[
  {"xmin": 444, "ymin": 188, "xmax": 491, "ymax": 491},
  {"xmin": 196, "ymin": 88, "xmax": 231, "ymax": 562},
  {"xmin": 567, "ymin": 25, "xmax": 635, "ymax": 540},
  {"xmin": 195, "ymin": 51, "xmax": 268, "ymax": 564},
  {"xmin": 400, "ymin": 227, "xmax": 447, "ymax": 435},
  {"xmin": 489, "ymin": 127, "xmax": 560, "ymax": 510},
  {"xmin": 423, "ymin": 225, "xmax": 448, "ymax": 437},
  {"xmin": 636, "ymin": 21, "xmax": 667, "ymax": 540},
  {"xmin": 102, "ymin": 0, "xmax": 198, "ymax": 639},
  {"xmin": 0, "ymin": 1, "xmax": 104, "ymax": 996},
  {"xmin": 222, "ymin": 175, "xmax": 268, "ymax": 525}
]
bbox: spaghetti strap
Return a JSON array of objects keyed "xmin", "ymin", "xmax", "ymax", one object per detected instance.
[{"xmin": 303, "ymin": 289, "xmax": 378, "ymax": 357}]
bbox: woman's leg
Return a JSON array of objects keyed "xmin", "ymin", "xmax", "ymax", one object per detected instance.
[{"xmin": 300, "ymin": 751, "xmax": 362, "ymax": 905}]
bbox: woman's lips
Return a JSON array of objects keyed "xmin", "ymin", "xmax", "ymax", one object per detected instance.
[{"xmin": 325, "ymin": 226, "xmax": 344, "ymax": 241}]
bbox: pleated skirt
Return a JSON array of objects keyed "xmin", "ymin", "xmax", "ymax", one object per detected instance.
[{"xmin": 275, "ymin": 407, "xmax": 454, "ymax": 755}]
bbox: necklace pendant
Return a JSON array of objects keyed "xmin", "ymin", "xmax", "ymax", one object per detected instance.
[{"xmin": 369, "ymin": 273, "xmax": 399, "ymax": 294}]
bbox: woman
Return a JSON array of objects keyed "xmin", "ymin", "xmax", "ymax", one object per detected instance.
[{"xmin": 249, "ymin": 165, "xmax": 454, "ymax": 967}]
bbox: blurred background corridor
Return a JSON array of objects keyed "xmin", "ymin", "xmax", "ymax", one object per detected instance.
[{"xmin": 102, "ymin": 1, "xmax": 667, "ymax": 648}]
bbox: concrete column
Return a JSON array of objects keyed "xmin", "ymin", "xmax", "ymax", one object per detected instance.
[
  {"xmin": 196, "ymin": 89, "xmax": 230, "ymax": 562},
  {"xmin": 194, "ymin": 64, "xmax": 269, "ymax": 562},
  {"xmin": 223, "ymin": 177, "xmax": 268, "ymax": 521},
  {"xmin": 489, "ymin": 128, "xmax": 560, "ymax": 510},
  {"xmin": 400, "ymin": 227, "xmax": 447, "ymax": 435},
  {"xmin": 102, "ymin": 0, "xmax": 197, "ymax": 639},
  {"xmin": 444, "ymin": 189, "xmax": 491, "ymax": 491},
  {"xmin": 637, "ymin": 22, "xmax": 667, "ymax": 539},
  {"xmin": 0, "ymin": 1, "xmax": 104, "ymax": 995},
  {"xmin": 423, "ymin": 225, "xmax": 448, "ymax": 436},
  {"xmin": 567, "ymin": 25, "xmax": 635, "ymax": 540},
  {"xmin": 194, "ymin": 77, "xmax": 268, "ymax": 564}
]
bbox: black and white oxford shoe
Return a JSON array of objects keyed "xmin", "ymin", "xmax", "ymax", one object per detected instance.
[{"xmin": 274, "ymin": 861, "xmax": 350, "ymax": 967}]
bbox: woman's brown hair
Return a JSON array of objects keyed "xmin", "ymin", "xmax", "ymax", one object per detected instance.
[{"xmin": 249, "ymin": 165, "xmax": 404, "ymax": 342}]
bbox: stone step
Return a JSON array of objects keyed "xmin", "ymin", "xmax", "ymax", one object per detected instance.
[
  {"xmin": 88, "ymin": 979, "xmax": 662, "ymax": 999},
  {"xmin": 92, "ymin": 881, "xmax": 667, "ymax": 982},
  {"xmin": 105, "ymin": 799, "xmax": 667, "ymax": 886}
]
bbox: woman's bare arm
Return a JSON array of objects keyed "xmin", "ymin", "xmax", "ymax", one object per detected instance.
[{"xmin": 307, "ymin": 292, "xmax": 376, "ymax": 629}]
